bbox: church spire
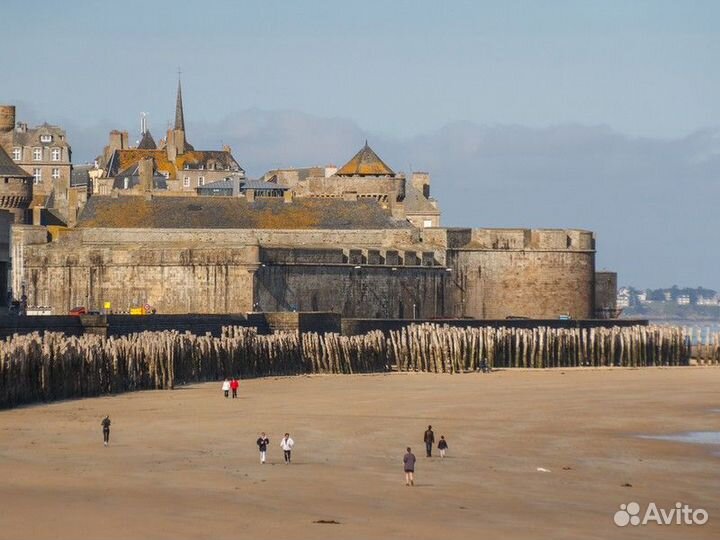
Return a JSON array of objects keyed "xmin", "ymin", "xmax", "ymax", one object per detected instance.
[{"xmin": 174, "ymin": 71, "xmax": 185, "ymax": 132}]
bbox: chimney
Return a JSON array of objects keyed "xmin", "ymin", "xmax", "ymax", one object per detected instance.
[
  {"xmin": 166, "ymin": 129, "xmax": 177, "ymax": 162},
  {"xmin": 0, "ymin": 105, "xmax": 15, "ymax": 133},
  {"xmin": 412, "ymin": 172, "xmax": 430, "ymax": 198},
  {"xmin": 173, "ymin": 128, "xmax": 185, "ymax": 155},
  {"xmin": 138, "ymin": 157, "xmax": 154, "ymax": 191},
  {"xmin": 283, "ymin": 190, "xmax": 294, "ymax": 203}
]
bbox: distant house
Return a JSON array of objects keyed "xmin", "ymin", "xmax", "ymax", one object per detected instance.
[{"xmin": 676, "ymin": 294, "xmax": 691, "ymax": 305}]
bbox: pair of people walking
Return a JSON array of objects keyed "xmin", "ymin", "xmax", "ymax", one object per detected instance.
[
  {"xmin": 423, "ymin": 425, "xmax": 449, "ymax": 458},
  {"xmin": 256, "ymin": 432, "xmax": 294, "ymax": 464},
  {"xmin": 221, "ymin": 378, "xmax": 240, "ymax": 398}
]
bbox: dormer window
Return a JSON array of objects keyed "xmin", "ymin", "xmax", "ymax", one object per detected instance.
[
  {"xmin": 40, "ymin": 134, "xmax": 53, "ymax": 143},
  {"xmin": 184, "ymin": 164, "xmax": 189, "ymax": 170},
  {"xmin": 208, "ymin": 162, "xmax": 215, "ymax": 170},
  {"xmin": 198, "ymin": 164, "xmax": 204, "ymax": 170},
  {"xmin": 51, "ymin": 148, "xmax": 61, "ymax": 161}
]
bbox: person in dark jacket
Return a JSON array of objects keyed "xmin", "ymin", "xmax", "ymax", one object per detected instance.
[
  {"xmin": 256, "ymin": 432, "xmax": 270, "ymax": 464},
  {"xmin": 403, "ymin": 447, "xmax": 416, "ymax": 486},
  {"xmin": 423, "ymin": 425, "xmax": 435, "ymax": 457},
  {"xmin": 101, "ymin": 415, "xmax": 111, "ymax": 447},
  {"xmin": 438, "ymin": 435, "xmax": 448, "ymax": 458}
]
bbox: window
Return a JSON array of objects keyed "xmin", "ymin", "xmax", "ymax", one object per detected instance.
[
  {"xmin": 12, "ymin": 148, "xmax": 21, "ymax": 160},
  {"xmin": 183, "ymin": 176, "xmax": 190, "ymax": 188},
  {"xmin": 423, "ymin": 219, "xmax": 433, "ymax": 228},
  {"xmin": 198, "ymin": 164, "xmax": 204, "ymax": 170},
  {"xmin": 51, "ymin": 148, "xmax": 61, "ymax": 161},
  {"xmin": 33, "ymin": 148, "xmax": 42, "ymax": 161},
  {"xmin": 40, "ymin": 134, "xmax": 52, "ymax": 143},
  {"xmin": 208, "ymin": 162, "xmax": 215, "ymax": 170},
  {"xmin": 52, "ymin": 168, "xmax": 60, "ymax": 180},
  {"xmin": 33, "ymin": 168, "xmax": 42, "ymax": 184},
  {"xmin": 198, "ymin": 176, "xmax": 205, "ymax": 186}
]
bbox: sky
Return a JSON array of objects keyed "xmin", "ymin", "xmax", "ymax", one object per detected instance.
[{"xmin": 3, "ymin": 0, "xmax": 720, "ymax": 289}]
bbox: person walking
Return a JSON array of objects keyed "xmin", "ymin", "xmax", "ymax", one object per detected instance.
[
  {"xmin": 101, "ymin": 415, "xmax": 111, "ymax": 447},
  {"xmin": 221, "ymin": 379, "xmax": 230, "ymax": 398},
  {"xmin": 257, "ymin": 432, "xmax": 270, "ymax": 464},
  {"xmin": 438, "ymin": 435, "xmax": 448, "ymax": 458},
  {"xmin": 280, "ymin": 433, "xmax": 294, "ymax": 464},
  {"xmin": 403, "ymin": 447, "xmax": 416, "ymax": 486},
  {"xmin": 424, "ymin": 425, "xmax": 435, "ymax": 457},
  {"xmin": 230, "ymin": 378, "xmax": 239, "ymax": 399}
]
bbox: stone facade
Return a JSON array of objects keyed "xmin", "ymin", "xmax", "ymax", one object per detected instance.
[
  {"xmin": 13, "ymin": 200, "xmax": 602, "ymax": 319},
  {"xmin": 0, "ymin": 106, "xmax": 72, "ymax": 201}
]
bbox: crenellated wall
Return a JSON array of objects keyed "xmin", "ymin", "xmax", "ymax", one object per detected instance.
[
  {"xmin": 14, "ymin": 223, "xmax": 602, "ymax": 319},
  {"xmin": 444, "ymin": 228, "xmax": 596, "ymax": 319},
  {"xmin": 254, "ymin": 264, "xmax": 450, "ymax": 318}
]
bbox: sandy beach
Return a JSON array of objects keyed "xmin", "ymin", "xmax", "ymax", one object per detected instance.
[{"xmin": 0, "ymin": 368, "xmax": 718, "ymax": 540}]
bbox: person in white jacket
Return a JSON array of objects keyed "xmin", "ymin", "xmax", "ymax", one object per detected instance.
[
  {"xmin": 221, "ymin": 379, "xmax": 230, "ymax": 398},
  {"xmin": 280, "ymin": 433, "xmax": 294, "ymax": 464}
]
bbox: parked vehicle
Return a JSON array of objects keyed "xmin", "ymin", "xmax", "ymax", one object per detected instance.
[{"xmin": 69, "ymin": 306, "xmax": 87, "ymax": 316}]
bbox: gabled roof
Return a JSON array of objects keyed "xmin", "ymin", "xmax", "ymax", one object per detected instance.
[
  {"xmin": 0, "ymin": 144, "xmax": 32, "ymax": 177},
  {"xmin": 106, "ymin": 148, "xmax": 244, "ymax": 180},
  {"xmin": 137, "ymin": 130, "xmax": 157, "ymax": 150},
  {"xmin": 336, "ymin": 141, "xmax": 395, "ymax": 177},
  {"xmin": 76, "ymin": 196, "xmax": 412, "ymax": 230},
  {"xmin": 404, "ymin": 185, "xmax": 440, "ymax": 215}
]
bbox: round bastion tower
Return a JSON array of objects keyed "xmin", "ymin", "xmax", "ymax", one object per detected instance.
[{"xmin": 0, "ymin": 105, "xmax": 33, "ymax": 224}]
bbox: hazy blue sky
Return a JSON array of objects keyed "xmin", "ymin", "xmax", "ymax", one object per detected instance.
[{"xmin": 4, "ymin": 0, "xmax": 720, "ymax": 288}]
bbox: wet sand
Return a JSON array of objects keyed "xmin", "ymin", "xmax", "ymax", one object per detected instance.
[{"xmin": 0, "ymin": 368, "xmax": 718, "ymax": 540}]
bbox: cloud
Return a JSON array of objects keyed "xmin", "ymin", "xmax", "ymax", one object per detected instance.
[{"xmin": 66, "ymin": 111, "xmax": 720, "ymax": 289}]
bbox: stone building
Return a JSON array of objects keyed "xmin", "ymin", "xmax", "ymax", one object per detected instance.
[
  {"xmin": 0, "ymin": 106, "xmax": 72, "ymax": 204},
  {"xmin": 9, "ymin": 86, "xmax": 616, "ymax": 319},
  {"xmin": 13, "ymin": 189, "xmax": 609, "ymax": 319},
  {"xmin": 94, "ymin": 80, "xmax": 244, "ymax": 195}
]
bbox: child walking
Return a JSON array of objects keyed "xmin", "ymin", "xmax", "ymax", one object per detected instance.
[
  {"xmin": 221, "ymin": 379, "xmax": 230, "ymax": 398},
  {"xmin": 438, "ymin": 435, "xmax": 448, "ymax": 458},
  {"xmin": 256, "ymin": 432, "xmax": 270, "ymax": 464}
]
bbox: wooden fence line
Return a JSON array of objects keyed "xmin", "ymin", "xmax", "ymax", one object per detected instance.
[{"xmin": 0, "ymin": 324, "xmax": 700, "ymax": 409}]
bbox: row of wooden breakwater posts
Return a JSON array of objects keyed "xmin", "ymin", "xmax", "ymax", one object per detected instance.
[{"xmin": 0, "ymin": 323, "xmax": 706, "ymax": 408}]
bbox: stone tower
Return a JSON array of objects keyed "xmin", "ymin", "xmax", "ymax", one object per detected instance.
[{"xmin": 0, "ymin": 142, "xmax": 32, "ymax": 224}]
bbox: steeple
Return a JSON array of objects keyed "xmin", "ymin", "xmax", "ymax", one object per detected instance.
[{"xmin": 174, "ymin": 73, "xmax": 185, "ymax": 131}]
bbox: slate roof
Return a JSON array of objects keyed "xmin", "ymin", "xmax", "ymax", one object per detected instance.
[
  {"xmin": 240, "ymin": 180, "xmax": 289, "ymax": 191},
  {"xmin": 0, "ymin": 144, "xmax": 32, "ymax": 177},
  {"xmin": 336, "ymin": 142, "xmax": 395, "ymax": 176},
  {"xmin": 76, "ymin": 196, "xmax": 412, "ymax": 230},
  {"xmin": 71, "ymin": 164, "xmax": 93, "ymax": 187},
  {"xmin": 137, "ymin": 130, "xmax": 157, "ymax": 150},
  {"xmin": 9, "ymin": 123, "xmax": 70, "ymax": 148},
  {"xmin": 106, "ymin": 149, "xmax": 242, "ymax": 179},
  {"xmin": 404, "ymin": 185, "xmax": 440, "ymax": 215}
]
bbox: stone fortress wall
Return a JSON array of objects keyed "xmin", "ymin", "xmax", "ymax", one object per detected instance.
[{"xmin": 16, "ymin": 220, "xmax": 603, "ymax": 320}]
